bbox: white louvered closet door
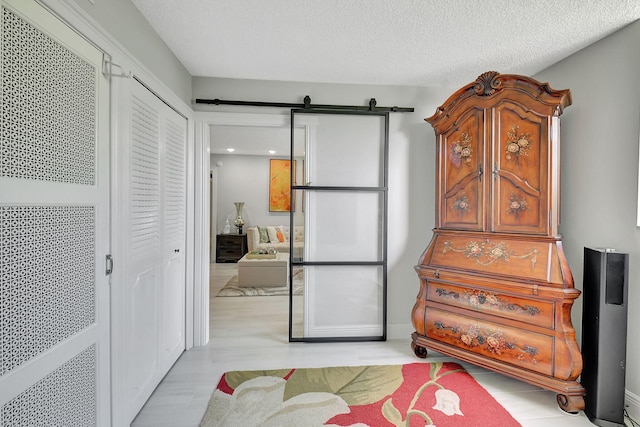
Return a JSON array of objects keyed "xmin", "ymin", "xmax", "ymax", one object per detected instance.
[
  {"xmin": 111, "ymin": 77, "xmax": 186, "ymax": 426},
  {"xmin": 0, "ymin": 0, "xmax": 110, "ymax": 426},
  {"xmin": 161, "ymin": 109, "xmax": 186, "ymax": 373}
]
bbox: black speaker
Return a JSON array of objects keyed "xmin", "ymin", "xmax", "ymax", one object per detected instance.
[{"xmin": 582, "ymin": 247, "xmax": 628, "ymax": 427}]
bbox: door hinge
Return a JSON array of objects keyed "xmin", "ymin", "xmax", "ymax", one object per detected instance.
[
  {"xmin": 106, "ymin": 254, "xmax": 113, "ymax": 276},
  {"xmin": 102, "ymin": 55, "xmax": 131, "ymax": 78}
]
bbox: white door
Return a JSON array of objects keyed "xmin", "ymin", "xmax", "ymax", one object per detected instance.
[
  {"xmin": 0, "ymin": 0, "xmax": 110, "ymax": 425},
  {"xmin": 160, "ymin": 96, "xmax": 187, "ymax": 373},
  {"xmin": 111, "ymin": 77, "xmax": 186, "ymax": 425}
]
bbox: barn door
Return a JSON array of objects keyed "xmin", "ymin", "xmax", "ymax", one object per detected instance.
[
  {"xmin": 110, "ymin": 77, "xmax": 186, "ymax": 425},
  {"xmin": 0, "ymin": 0, "xmax": 110, "ymax": 425},
  {"xmin": 289, "ymin": 110, "xmax": 388, "ymax": 342}
]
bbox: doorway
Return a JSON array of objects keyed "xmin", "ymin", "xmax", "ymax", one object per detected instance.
[
  {"xmin": 201, "ymin": 110, "xmax": 389, "ymax": 343},
  {"xmin": 203, "ymin": 113, "xmax": 311, "ymax": 338}
]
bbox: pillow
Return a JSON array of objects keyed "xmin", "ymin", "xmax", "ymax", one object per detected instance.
[
  {"xmin": 258, "ymin": 226, "xmax": 270, "ymax": 243},
  {"xmin": 275, "ymin": 229, "xmax": 285, "ymax": 242},
  {"xmin": 249, "ymin": 227, "xmax": 260, "ymax": 248},
  {"xmin": 266, "ymin": 226, "xmax": 279, "ymax": 243},
  {"xmin": 279, "ymin": 225, "xmax": 289, "ymax": 242}
]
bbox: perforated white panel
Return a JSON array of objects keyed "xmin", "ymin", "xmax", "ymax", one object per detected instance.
[
  {"xmin": 163, "ymin": 117, "xmax": 186, "ymax": 242},
  {"xmin": 0, "ymin": 7, "xmax": 96, "ymax": 184},
  {"xmin": 1, "ymin": 345, "xmax": 96, "ymax": 426},
  {"xmin": 130, "ymin": 95, "xmax": 160, "ymax": 257},
  {"xmin": 0, "ymin": 206, "xmax": 95, "ymax": 375}
]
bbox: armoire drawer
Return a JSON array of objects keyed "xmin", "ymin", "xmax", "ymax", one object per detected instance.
[
  {"xmin": 425, "ymin": 307, "xmax": 554, "ymax": 376},
  {"xmin": 426, "ymin": 280, "xmax": 555, "ymax": 329}
]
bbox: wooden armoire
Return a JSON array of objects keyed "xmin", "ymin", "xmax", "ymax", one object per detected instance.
[{"xmin": 411, "ymin": 71, "xmax": 585, "ymax": 412}]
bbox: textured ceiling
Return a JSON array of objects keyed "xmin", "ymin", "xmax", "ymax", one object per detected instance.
[{"xmin": 131, "ymin": 0, "xmax": 640, "ymax": 88}]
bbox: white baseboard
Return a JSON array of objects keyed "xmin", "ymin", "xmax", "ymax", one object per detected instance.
[
  {"xmin": 306, "ymin": 324, "xmax": 383, "ymax": 338},
  {"xmin": 302, "ymin": 323, "xmax": 414, "ymax": 340},
  {"xmin": 626, "ymin": 390, "xmax": 640, "ymax": 423}
]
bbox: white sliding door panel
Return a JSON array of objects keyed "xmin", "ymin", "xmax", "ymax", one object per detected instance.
[
  {"xmin": 111, "ymin": 77, "xmax": 186, "ymax": 425},
  {"xmin": 0, "ymin": 0, "xmax": 110, "ymax": 425}
]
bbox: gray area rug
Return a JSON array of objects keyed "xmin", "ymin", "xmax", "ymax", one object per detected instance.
[{"xmin": 216, "ymin": 271, "xmax": 303, "ymax": 297}]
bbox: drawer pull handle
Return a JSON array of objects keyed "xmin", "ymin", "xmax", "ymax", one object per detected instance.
[{"xmin": 434, "ymin": 271, "xmax": 439, "ymax": 278}]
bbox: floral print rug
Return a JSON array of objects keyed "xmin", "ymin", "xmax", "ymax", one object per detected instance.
[{"xmin": 199, "ymin": 362, "xmax": 522, "ymax": 426}]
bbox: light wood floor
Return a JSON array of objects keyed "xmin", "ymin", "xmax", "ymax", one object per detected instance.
[{"xmin": 131, "ymin": 262, "xmax": 624, "ymax": 427}]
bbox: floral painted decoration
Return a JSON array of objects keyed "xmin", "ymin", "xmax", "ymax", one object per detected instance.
[
  {"xmin": 505, "ymin": 125, "xmax": 533, "ymax": 164},
  {"xmin": 443, "ymin": 239, "xmax": 538, "ymax": 269},
  {"xmin": 453, "ymin": 191, "xmax": 471, "ymax": 214},
  {"xmin": 450, "ymin": 132, "xmax": 473, "ymax": 168},
  {"xmin": 435, "ymin": 288, "xmax": 541, "ymax": 316},
  {"xmin": 486, "ymin": 241, "xmax": 512, "ymax": 263},
  {"xmin": 433, "ymin": 322, "xmax": 539, "ymax": 361},
  {"xmin": 507, "ymin": 193, "xmax": 528, "ymax": 217},
  {"xmin": 464, "ymin": 241, "xmax": 485, "ymax": 259}
]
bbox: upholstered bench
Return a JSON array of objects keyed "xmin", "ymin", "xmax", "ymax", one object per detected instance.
[{"xmin": 237, "ymin": 252, "xmax": 289, "ymax": 287}]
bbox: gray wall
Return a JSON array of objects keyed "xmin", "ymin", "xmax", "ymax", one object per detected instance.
[
  {"xmin": 211, "ymin": 154, "xmax": 301, "ymax": 231},
  {"xmin": 536, "ymin": 19, "xmax": 640, "ymax": 401},
  {"xmin": 70, "ymin": 0, "xmax": 192, "ymax": 104}
]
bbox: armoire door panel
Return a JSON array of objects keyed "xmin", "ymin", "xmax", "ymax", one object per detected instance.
[
  {"xmin": 442, "ymin": 179, "xmax": 483, "ymax": 230},
  {"xmin": 492, "ymin": 103, "xmax": 549, "ymax": 234},
  {"xmin": 493, "ymin": 103, "xmax": 547, "ymax": 189},
  {"xmin": 439, "ymin": 108, "xmax": 485, "ymax": 230},
  {"xmin": 492, "ymin": 173, "xmax": 543, "ymax": 232}
]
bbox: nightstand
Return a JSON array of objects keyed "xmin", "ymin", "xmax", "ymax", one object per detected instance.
[{"xmin": 215, "ymin": 233, "xmax": 248, "ymax": 263}]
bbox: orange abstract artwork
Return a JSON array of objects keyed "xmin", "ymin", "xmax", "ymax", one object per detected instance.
[{"xmin": 269, "ymin": 159, "xmax": 295, "ymax": 212}]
